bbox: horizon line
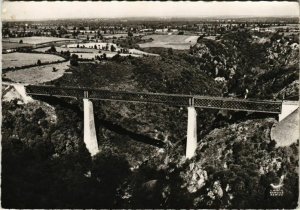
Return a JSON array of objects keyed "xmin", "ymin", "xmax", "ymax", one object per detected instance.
[{"xmin": 3, "ymin": 15, "xmax": 298, "ymax": 22}]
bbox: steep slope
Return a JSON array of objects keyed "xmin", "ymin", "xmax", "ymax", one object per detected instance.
[
  {"xmin": 186, "ymin": 31, "xmax": 299, "ymax": 99},
  {"xmin": 137, "ymin": 118, "xmax": 299, "ymax": 209}
]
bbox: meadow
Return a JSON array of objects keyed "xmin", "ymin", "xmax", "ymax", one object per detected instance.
[
  {"xmin": 2, "ymin": 42, "xmax": 33, "ymax": 50},
  {"xmin": 3, "ymin": 61, "xmax": 70, "ymax": 84},
  {"xmin": 2, "ymin": 36, "xmax": 76, "ymax": 45},
  {"xmin": 34, "ymin": 46, "xmax": 99, "ymax": 53},
  {"xmin": 2, "ymin": 52, "xmax": 65, "ymax": 69},
  {"xmin": 139, "ymin": 35, "xmax": 199, "ymax": 50},
  {"xmin": 34, "ymin": 46, "xmax": 158, "ymax": 57}
]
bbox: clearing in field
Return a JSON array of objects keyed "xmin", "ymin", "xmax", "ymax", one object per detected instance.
[
  {"xmin": 3, "ymin": 61, "xmax": 70, "ymax": 84},
  {"xmin": 2, "ymin": 52, "xmax": 65, "ymax": 69},
  {"xmin": 139, "ymin": 35, "xmax": 199, "ymax": 50},
  {"xmin": 2, "ymin": 36, "xmax": 76, "ymax": 45}
]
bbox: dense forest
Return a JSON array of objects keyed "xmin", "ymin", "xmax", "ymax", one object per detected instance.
[{"xmin": 2, "ymin": 29, "xmax": 299, "ymax": 208}]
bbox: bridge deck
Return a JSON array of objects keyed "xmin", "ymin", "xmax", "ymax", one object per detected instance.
[{"xmin": 25, "ymin": 85, "xmax": 282, "ymax": 114}]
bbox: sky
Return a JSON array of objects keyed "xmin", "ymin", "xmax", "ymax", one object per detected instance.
[{"xmin": 2, "ymin": 1, "xmax": 299, "ymax": 21}]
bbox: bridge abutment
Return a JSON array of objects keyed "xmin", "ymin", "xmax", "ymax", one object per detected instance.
[
  {"xmin": 186, "ymin": 106, "xmax": 197, "ymax": 159},
  {"xmin": 279, "ymin": 101, "xmax": 299, "ymax": 122},
  {"xmin": 83, "ymin": 99, "xmax": 99, "ymax": 156}
]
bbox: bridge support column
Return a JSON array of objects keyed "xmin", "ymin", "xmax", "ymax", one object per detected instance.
[
  {"xmin": 83, "ymin": 99, "xmax": 99, "ymax": 156},
  {"xmin": 186, "ymin": 106, "xmax": 197, "ymax": 159}
]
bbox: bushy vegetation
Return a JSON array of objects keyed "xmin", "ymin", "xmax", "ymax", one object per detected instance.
[
  {"xmin": 186, "ymin": 30, "xmax": 299, "ymax": 99},
  {"xmin": 3, "ymin": 100, "xmax": 297, "ymax": 208},
  {"xmin": 49, "ymin": 55, "xmax": 221, "ymax": 95}
]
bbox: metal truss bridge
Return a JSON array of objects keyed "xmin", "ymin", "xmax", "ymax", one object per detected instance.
[{"xmin": 25, "ymin": 85, "xmax": 282, "ymax": 114}]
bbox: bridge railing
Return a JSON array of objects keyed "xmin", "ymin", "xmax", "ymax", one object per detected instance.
[
  {"xmin": 194, "ymin": 96, "xmax": 282, "ymax": 113},
  {"xmin": 26, "ymin": 85, "xmax": 85, "ymax": 99},
  {"xmin": 25, "ymin": 85, "xmax": 282, "ymax": 113},
  {"xmin": 88, "ymin": 89, "xmax": 191, "ymax": 106}
]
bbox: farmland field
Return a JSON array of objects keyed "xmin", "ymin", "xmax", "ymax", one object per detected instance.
[
  {"xmin": 103, "ymin": 33, "xmax": 128, "ymax": 38},
  {"xmin": 2, "ymin": 36, "xmax": 76, "ymax": 45},
  {"xmin": 139, "ymin": 35, "xmax": 199, "ymax": 50},
  {"xmin": 3, "ymin": 61, "xmax": 70, "ymax": 84},
  {"xmin": 34, "ymin": 46, "xmax": 157, "ymax": 57},
  {"xmin": 128, "ymin": 49, "xmax": 159, "ymax": 56},
  {"xmin": 2, "ymin": 52, "xmax": 65, "ymax": 69},
  {"xmin": 34, "ymin": 46, "xmax": 99, "ymax": 53},
  {"xmin": 2, "ymin": 42, "xmax": 33, "ymax": 50}
]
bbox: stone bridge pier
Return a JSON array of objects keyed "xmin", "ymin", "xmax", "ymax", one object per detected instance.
[
  {"xmin": 83, "ymin": 98, "xmax": 99, "ymax": 156},
  {"xmin": 186, "ymin": 106, "xmax": 197, "ymax": 159}
]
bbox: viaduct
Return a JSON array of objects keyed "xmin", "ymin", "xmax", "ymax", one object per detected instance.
[{"xmin": 3, "ymin": 83, "xmax": 299, "ymax": 158}]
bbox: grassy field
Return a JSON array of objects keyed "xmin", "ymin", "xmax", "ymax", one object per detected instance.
[
  {"xmin": 139, "ymin": 35, "xmax": 199, "ymax": 50},
  {"xmin": 2, "ymin": 36, "xmax": 76, "ymax": 45},
  {"xmin": 2, "ymin": 42, "xmax": 33, "ymax": 50},
  {"xmin": 103, "ymin": 33, "xmax": 128, "ymax": 38},
  {"xmin": 3, "ymin": 61, "xmax": 70, "ymax": 84},
  {"xmin": 35, "ymin": 46, "xmax": 158, "ymax": 56},
  {"xmin": 2, "ymin": 52, "xmax": 65, "ymax": 69},
  {"xmin": 34, "ymin": 46, "xmax": 99, "ymax": 53},
  {"xmin": 34, "ymin": 46, "xmax": 157, "ymax": 58},
  {"xmin": 128, "ymin": 49, "xmax": 159, "ymax": 56}
]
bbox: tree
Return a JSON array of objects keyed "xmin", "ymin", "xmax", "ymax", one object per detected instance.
[
  {"xmin": 19, "ymin": 39, "xmax": 23, "ymax": 44},
  {"xmin": 37, "ymin": 59, "xmax": 42, "ymax": 65},
  {"xmin": 110, "ymin": 45, "xmax": 116, "ymax": 52},
  {"xmin": 128, "ymin": 31, "xmax": 133, "ymax": 37},
  {"xmin": 91, "ymin": 152, "xmax": 131, "ymax": 207},
  {"xmin": 70, "ymin": 54, "xmax": 79, "ymax": 66},
  {"xmin": 49, "ymin": 45, "xmax": 57, "ymax": 53}
]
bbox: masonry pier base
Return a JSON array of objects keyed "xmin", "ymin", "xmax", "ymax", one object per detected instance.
[
  {"xmin": 83, "ymin": 99, "xmax": 99, "ymax": 156},
  {"xmin": 186, "ymin": 106, "xmax": 197, "ymax": 159}
]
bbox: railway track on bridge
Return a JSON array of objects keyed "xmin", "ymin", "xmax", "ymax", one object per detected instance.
[{"xmin": 25, "ymin": 85, "xmax": 282, "ymax": 114}]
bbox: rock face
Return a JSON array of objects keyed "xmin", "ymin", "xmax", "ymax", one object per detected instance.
[
  {"xmin": 180, "ymin": 163, "xmax": 208, "ymax": 193},
  {"xmin": 171, "ymin": 117, "xmax": 298, "ymax": 208},
  {"xmin": 2, "ymin": 83, "xmax": 33, "ymax": 104}
]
